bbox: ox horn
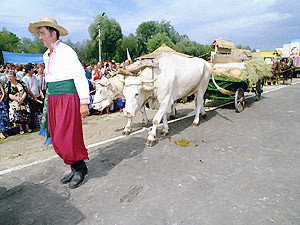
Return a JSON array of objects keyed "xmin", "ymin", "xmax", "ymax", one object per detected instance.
[
  {"xmin": 118, "ymin": 69, "xmax": 135, "ymax": 76},
  {"xmin": 89, "ymin": 79, "xmax": 107, "ymax": 87},
  {"xmin": 126, "ymin": 60, "xmax": 159, "ymax": 74},
  {"xmin": 141, "ymin": 78, "xmax": 157, "ymax": 84},
  {"xmin": 211, "ymin": 73, "xmax": 232, "ymax": 96}
]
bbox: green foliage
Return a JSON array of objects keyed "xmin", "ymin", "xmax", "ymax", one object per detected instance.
[
  {"xmin": 116, "ymin": 33, "xmax": 139, "ymax": 62},
  {"xmin": 0, "ymin": 27, "xmax": 21, "ymax": 63},
  {"xmin": 147, "ymin": 32, "xmax": 174, "ymax": 52},
  {"xmin": 236, "ymin": 44, "xmax": 256, "ymax": 52},
  {"xmin": 88, "ymin": 15, "xmax": 123, "ymax": 62}
]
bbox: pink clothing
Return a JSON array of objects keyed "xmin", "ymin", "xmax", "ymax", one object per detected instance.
[{"xmin": 47, "ymin": 93, "xmax": 88, "ymax": 165}]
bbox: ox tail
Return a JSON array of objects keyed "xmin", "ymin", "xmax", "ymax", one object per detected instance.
[{"xmin": 211, "ymin": 73, "xmax": 232, "ymax": 96}]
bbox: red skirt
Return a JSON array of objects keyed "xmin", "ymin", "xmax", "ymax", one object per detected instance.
[{"xmin": 47, "ymin": 93, "xmax": 88, "ymax": 165}]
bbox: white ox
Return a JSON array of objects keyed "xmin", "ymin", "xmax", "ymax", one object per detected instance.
[
  {"xmin": 91, "ymin": 75, "xmax": 151, "ymax": 135},
  {"xmin": 123, "ymin": 53, "xmax": 212, "ymax": 146},
  {"xmin": 91, "ymin": 72, "xmax": 177, "ymax": 135}
]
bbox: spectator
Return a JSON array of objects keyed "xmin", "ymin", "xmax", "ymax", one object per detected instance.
[
  {"xmin": 0, "ymin": 64, "xmax": 9, "ymax": 85},
  {"xmin": 92, "ymin": 64, "xmax": 101, "ymax": 81},
  {"xmin": 124, "ymin": 59, "xmax": 130, "ymax": 67},
  {"xmin": 4, "ymin": 71, "xmax": 31, "ymax": 134},
  {"xmin": 0, "ymin": 82, "xmax": 11, "ymax": 139},
  {"xmin": 22, "ymin": 64, "xmax": 44, "ymax": 128},
  {"xmin": 35, "ymin": 64, "xmax": 47, "ymax": 97},
  {"xmin": 16, "ymin": 65, "xmax": 25, "ymax": 81},
  {"xmin": 82, "ymin": 62, "xmax": 92, "ymax": 91}
]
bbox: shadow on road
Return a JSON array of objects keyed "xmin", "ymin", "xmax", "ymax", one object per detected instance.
[
  {"xmin": 87, "ymin": 137, "xmax": 146, "ymax": 180},
  {"xmin": 0, "ymin": 182, "xmax": 85, "ymax": 225}
]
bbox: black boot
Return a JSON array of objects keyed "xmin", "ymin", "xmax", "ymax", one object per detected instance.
[
  {"xmin": 69, "ymin": 160, "xmax": 88, "ymax": 189},
  {"xmin": 60, "ymin": 166, "xmax": 75, "ymax": 184}
]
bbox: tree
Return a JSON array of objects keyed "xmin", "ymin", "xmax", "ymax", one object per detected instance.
[
  {"xmin": 88, "ymin": 15, "xmax": 123, "ymax": 61},
  {"xmin": 29, "ymin": 36, "xmax": 47, "ymax": 54},
  {"xmin": 157, "ymin": 20, "xmax": 181, "ymax": 44},
  {"xmin": 0, "ymin": 27, "xmax": 20, "ymax": 63},
  {"xmin": 19, "ymin": 37, "xmax": 32, "ymax": 53},
  {"xmin": 236, "ymin": 44, "xmax": 255, "ymax": 52},
  {"xmin": 116, "ymin": 33, "xmax": 139, "ymax": 62},
  {"xmin": 147, "ymin": 32, "xmax": 174, "ymax": 53}
]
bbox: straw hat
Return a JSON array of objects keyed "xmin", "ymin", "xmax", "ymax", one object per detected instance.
[{"xmin": 28, "ymin": 17, "xmax": 68, "ymax": 36}]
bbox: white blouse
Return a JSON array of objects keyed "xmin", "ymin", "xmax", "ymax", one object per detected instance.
[{"xmin": 43, "ymin": 41, "xmax": 90, "ymax": 104}]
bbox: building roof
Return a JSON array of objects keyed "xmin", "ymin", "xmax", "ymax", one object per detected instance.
[
  {"xmin": 136, "ymin": 43, "xmax": 193, "ymax": 60},
  {"xmin": 211, "ymin": 39, "xmax": 236, "ymax": 50}
]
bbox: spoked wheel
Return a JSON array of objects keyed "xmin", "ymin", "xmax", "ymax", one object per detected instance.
[
  {"xmin": 235, "ymin": 88, "xmax": 245, "ymax": 113},
  {"xmin": 255, "ymin": 81, "xmax": 262, "ymax": 101}
]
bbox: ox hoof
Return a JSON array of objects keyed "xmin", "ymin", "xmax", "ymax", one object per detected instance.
[
  {"xmin": 146, "ymin": 139, "xmax": 157, "ymax": 147},
  {"xmin": 201, "ymin": 113, "xmax": 207, "ymax": 118},
  {"xmin": 142, "ymin": 122, "xmax": 149, "ymax": 127},
  {"xmin": 169, "ymin": 115, "xmax": 176, "ymax": 120},
  {"xmin": 122, "ymin": 131, "xmax": 130, "ymax": 136},
  {"xmin": 192, "ymin": 122, "xmax": 199, "ymax": 127},
  {"xmin": 161, "ymin": 131, "xmax": 169, "ymax": 136}
]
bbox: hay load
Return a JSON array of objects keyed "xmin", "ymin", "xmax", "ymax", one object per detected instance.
[{"xmin": 213, "ymin": 55, "xmax": 273, "ymax": 86}]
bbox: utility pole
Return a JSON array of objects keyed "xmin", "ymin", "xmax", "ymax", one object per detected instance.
[
  {"xmin": 97, "ymin": 12, "xmax": 105, "ymax": 62},
  {"xmin": 98, "ymin": 21, "xmax": 101, "ymax": 62}
]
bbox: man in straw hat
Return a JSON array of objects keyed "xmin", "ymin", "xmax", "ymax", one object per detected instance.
[{"xmin": 28, "ymin": 17, "xmax": 90, "ymax": 189}]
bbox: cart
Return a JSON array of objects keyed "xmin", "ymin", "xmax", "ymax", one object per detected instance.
[{"xmin": 204, "ymin": 74, "xmax": 263, "ymax": 112}]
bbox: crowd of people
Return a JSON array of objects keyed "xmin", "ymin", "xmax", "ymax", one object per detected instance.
[{"xmin": 0, "ymin": 59, "xmax": 129, "ymax": 140}]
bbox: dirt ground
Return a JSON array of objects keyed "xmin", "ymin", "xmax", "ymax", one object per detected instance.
[{"xmin": 0, "ymin": 102, "xmax": 195, "ymax": 171}]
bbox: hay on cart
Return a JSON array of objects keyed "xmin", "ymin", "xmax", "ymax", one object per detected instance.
[{"xmin": 213, "ymin": 56, "xmax": 273, "ymax": 86}]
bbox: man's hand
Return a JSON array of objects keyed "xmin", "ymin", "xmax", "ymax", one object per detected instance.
[{"xmin": 80, "ymin": 104, "xmax": 90, "ymax": 118}]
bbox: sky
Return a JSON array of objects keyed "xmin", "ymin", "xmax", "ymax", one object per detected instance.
[{"xmin": 0, "ymin": 0, "xmax": 299, "ymax": 52}]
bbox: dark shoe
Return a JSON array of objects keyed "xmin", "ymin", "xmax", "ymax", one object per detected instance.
[
  {"xmin": 69, "ymin": 160, "xmax": 88, "ymax": 189},
  {"xmin": 60, "ymin": 167, "xmax": 75, "ymax": 184}
]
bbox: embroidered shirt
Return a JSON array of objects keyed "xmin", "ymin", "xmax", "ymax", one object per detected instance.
[{"xmin": 43, "ymin": 41, "xmax": 90, "ymax": 104}]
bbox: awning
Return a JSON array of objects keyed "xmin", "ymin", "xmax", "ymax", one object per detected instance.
[{"xmin": 2, "ymin": 51, "xmax": 44, "ymax": 64}]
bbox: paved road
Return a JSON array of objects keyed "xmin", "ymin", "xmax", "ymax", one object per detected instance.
[{"xmin": 1, "ymin": 82, "xmax": 300, "ymax": 224}]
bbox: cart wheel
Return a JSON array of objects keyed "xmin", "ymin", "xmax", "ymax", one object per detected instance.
[
  {"xmin": 255, "ymin": 81, "xmax": 261, "ymax": 101},
  {"xmin": 235, "ymin": 88, "xmax": 245, "ymax": 113}
]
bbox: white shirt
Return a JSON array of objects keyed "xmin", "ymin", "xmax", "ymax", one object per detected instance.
[
  {"xmin": 0, "ymin": 73, "xmax": 7, "ymax": 85},
  {"xmin": 22, "ymin": 75, "xmax": 40, "ymax": 97},
  {"xmin": 35, "ymin": 73, "xmax": 46, "ymax": 91},
  {"xmin": 43, "ymin": 41, "xmax": 90, "ymax": 104},
  {"xmin": 16, "ymin": 71, "xmax": 25, "ymax": 81}
]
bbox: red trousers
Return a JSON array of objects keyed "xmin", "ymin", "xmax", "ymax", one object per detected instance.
[{"xmin": 47, "ymin": 93, "xmax": 88, "ymax": 165}]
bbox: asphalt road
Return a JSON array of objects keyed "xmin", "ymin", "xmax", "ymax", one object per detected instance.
[{"xmin": 1, "ymin": 81, "xmax": 300, "ymax": 225}]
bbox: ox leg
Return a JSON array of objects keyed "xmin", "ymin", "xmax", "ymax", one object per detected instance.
[
  {"xmin": 193, "ymin": 90, "xmax": 206, "ymax": 127},
  {"xmin": 169, "ymin": 103, "xmax": 177, "ymax": 120},
  {"xmin": 161, "ymin": 114, "xmax": 169, "ymax": 136},
  {"xmin": 140, "ymin": 106, "xmax": 149, "ymax": 126},
  {"xmin": 122, "ymin": 118, "xmax": 132, "ymax": 135},
  {"xmin": 147, "ymin": 100, "xmax": 169, "ymax": 146}
]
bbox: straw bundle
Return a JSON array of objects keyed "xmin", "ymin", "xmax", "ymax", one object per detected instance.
[{"xmin": 213, "ymin": 56, "xmax": 273, "ymax": 86}]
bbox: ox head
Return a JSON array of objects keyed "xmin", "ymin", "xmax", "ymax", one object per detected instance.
[
  {"xmin": 91, "ymin": 77, "xmax": 113, "ymax": 111},
  {"xmin": 123, "ymin": 76, "xmax": 155, "ymax": 118}
]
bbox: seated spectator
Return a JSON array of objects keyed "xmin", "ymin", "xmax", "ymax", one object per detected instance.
[{"xmin": 4, "ymin": 71, "xmax": 31, "ymax": 134}]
